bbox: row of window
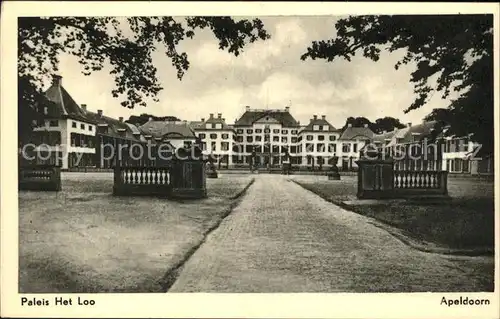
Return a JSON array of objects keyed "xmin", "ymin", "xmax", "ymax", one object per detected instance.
[
  {"xmin": 199, "ymin": 133, "xmax": 339, "ymax": 143},
  {"xmin": 71, "ymin": 121, "xmax": 94, "ymax": 132},
  {"xmin": 70, "ymin": 133, "xmax": 96, "ymax": 148},
  {"xmin": 236, "ymin": 129, "xmax": 300, "ymax": 135},
  {"xmin": 198, "ymin": 133, "xmax": 230, "ymax": 140},
  {"xmin": 26, "ymin": 131, "xmax": 62, "ymax": 146}
]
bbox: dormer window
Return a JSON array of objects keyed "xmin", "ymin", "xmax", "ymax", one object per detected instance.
[
  {"xmin": 97, "ymin": 124, "xmax": 108, "ymax": 134},
  {"xmin": 215, "ymin": 123, "xmax": 222, "ymax": 129},
  {"xmin": 117, "ymin": 128, "xmax": 126, "ymax": 136}
]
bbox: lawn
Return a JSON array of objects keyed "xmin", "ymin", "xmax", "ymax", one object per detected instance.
[
  {"xmin": 291, "ymin": 175, "xmax": 495, "ymax": 253},
  {"xmin": 19, "ymin": 172, "xmax": 254, "ymax": 293}
]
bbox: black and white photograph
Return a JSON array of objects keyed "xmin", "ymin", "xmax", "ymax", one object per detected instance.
[{"xmin": 1, "ymin": 1, "xmax": 499, "ymax": 318}]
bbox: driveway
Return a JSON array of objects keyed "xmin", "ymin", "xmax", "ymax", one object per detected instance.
[{"xmin": 169, "ymin": 174, "xmax": 494, "ymax": 292}]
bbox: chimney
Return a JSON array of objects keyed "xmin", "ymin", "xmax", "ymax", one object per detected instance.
[
  {"xmin": 285, "ymin": 106, "xmax": 290, "ymax": 112},
  {"xmin": 222, "ymin": 118, "xmax": 225, "ymax": 122},
  {"xmin": 321, "ymin": 115, "xmax": 326, "ymax": 120},
  {"xmin": 52, "ymin": 74, "xmax": 62, "ymax": 86},
  {"xmin": 407, "ymin": 122, "xmax": 412, "ymax": 127},
  {"xmin": 81, "ymin": 104, "xmax": 87, "ymax": 111},
  {"xmin": 201, "ymin": 118, "xmax": 205, "ymax": 122},
  {"xmin": 119, "ymin": 117, "xmax": 123, "ymax": 122},
  {"xmin": 313, "ymin": 115, "xmax": 317, "ymax": 120},
  {"xmin": 348, "ymin": 123, "xmax": 353, "ymax": 128},
  {"xmin": 209, "ymin": 113, "xmax": 214, "ymax": 119},
  {"xmin": 97, "ymin": 109, "xmax": 103, "ymax": 117},
  {"xmin": 217, "ymin": 113, "xmax": 222, "ymax": 119},
  {"xmin": 364, "ymin": 123, "xmax": 369, "ymax": 128}
]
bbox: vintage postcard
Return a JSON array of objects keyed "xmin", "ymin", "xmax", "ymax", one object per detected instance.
[{"xmin": 1, "ymin": 1, "xmax": 499, "ymax": 318}]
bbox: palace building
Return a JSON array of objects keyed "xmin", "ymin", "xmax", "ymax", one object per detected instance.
[{"xmin": 20, "ymin": 74, "xmax": 493, "ymax": 176}]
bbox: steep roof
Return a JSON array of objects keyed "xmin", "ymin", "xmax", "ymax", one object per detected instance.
[
  {"xmin": 138, "ymin": 120, "xmax": 196, "ymax": 139},
  {"xmin": 383, "ymin": 121, "xmax": 438, "ymax": 147},
  {"xmin": 234, "ymin": 109, "xmax": 300, "ymax": 127},
  {"xmin": 339, "ymin": 126, "xmax": 375, "ymax": 140},
  {"xmin": 83, "ymin": 110, "xmax": 141, "ymax": 141},
  {"xmin": 301, "ymin": 117, "xmax": 337, "ymax": 132},
  {"xmin": 371, "ymin": 130, "xmax": 398, "ymax": 143},
  {"xmin": 43, "ymin": 76, "xmax": 93, "ymax": 123}
]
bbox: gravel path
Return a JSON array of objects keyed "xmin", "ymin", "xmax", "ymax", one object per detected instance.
[{"xmin": 169, "ymin": 175, "xmax": 494, "ymax": 292}]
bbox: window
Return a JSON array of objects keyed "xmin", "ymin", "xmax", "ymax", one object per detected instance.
[
  {"xmin": 247, "ymin": 136, "xmax": 253, "ymax": 143},
  {"xmin": 353, "ymin": 144, "xmax": 358, "ymax": 153},
  {"xmin": 201, "ymin": 142, "xmax": 207, "ymax": 150},
  {"xmin": 222, "ymin": 134, "xmax": 229, "ymax": 140},
  {"xmin": 273, "ymin": 136, "xmax": 279, "ymax": 142},
  {"xmin": 291, "ymin": 137, "xmax": 297, "ymax": 143},
  {"xmin": 246, "ymin": 129, "xmax": 253, "ymax": 134},
  {"xmin": 264, "ymin": 128, "xmax": 270, "ymax": 133},
  {"xmin": 246, "ymin": 145, "xmax": 253, "ymax": 153},
  {"xmin": 89, "ymin": 126, "xmax": 93, "ymax": 131},
  {"xmin": 328, "ymin": 144, "xmax": 336, "ymax": 153},
  {"xmin": 281, "ymin": 146, "xmax": 288, "ymax": 153},
  {"xmin": 255, "ymin": 136, "xmax": 262, "ymax": 142},
  {"xmin": 215, "ymin": 123, "xmax": 222, "ymax": 129},
  {"xmin": 281, "ymin": 137, "xmax": 288, "ymax": 143},
  {"xmin": 291, "ymin": 130, "xmax": 298, "ymax": 134},
  {"xmin": 272, "ymin": 145, "xmax": 280, "ymax": 153},
  {"xmin": 329, "ymin": 135, "xmax": 337, "ymax": 141},
  {"xmin": 211, "ymin": 141, "xmax": 217, "ymax": 152},
  {"xmin": 237, "ymin": 129, "xmax": 244, "ymax": 134},
  {"xmin": 80, "ymin": 123, "xmax": 85, "ymax": 130},
  {"xmin": 221, "ymin": 142, "xmax": 229, "ymax": 151},
  {"xmin": 305, "ymin": 143, "xmax": 314, "ymax": 152},
  {"xmin": 255, "ymin": 129, "xmax": 262, "ymax": 133},
  {"xmin": 306, "ymin": 135, "xmax": 313, "ymax": 141},
  {"xmin": 282, "ymin": 129, "xmax": 288, "ymax": 134},
  {"xmin": 264, "ymin": 135, "xmax": 270, "ymax": 142},
  {"xmin": 236, "ymin": 136, "xmax": 243, "ymax": 142},
  {"xmin": 211, "ymin": 123, "xmax": 216, "ymax": 129},
  {"xmin": 323, "ymin": 126, "xmax": 329, "ymax": 131},
  {"xmin": 49, "ymin": 120, "xmax": 58, "ymax": 127},
  {"xmin": 273, "ymin": 129, "xmax": 280, "ymax": 134},
  {"xmin": 198, "ymin": 133, "xmax": 206, "ymax": 139},
  {"xmin": 72, "ymin": 121, "xmax": 77, "ymax": 128},
  {"xmin": 313, "ymin": 125, "xmax": 320, "ymax": 131},
  {"xmin": 316, "ymin": 144, "xmax": 325, "ymax": 152},
  {"xmin": 342, "ymin": 143, "xmax": 351, "ymax": 153},
  {"xmin": 318, "ymin": 135, "xmax": 325, "ymax": 141},
  {"xmin": 210, "ymin": 133, "xmax": 217, "ymax": 139},
  {"xmin": 290, "ymin": 146, "xmax": 297, "ymax": 153}
]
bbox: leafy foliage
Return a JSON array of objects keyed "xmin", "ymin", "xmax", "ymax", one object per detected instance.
[
  {"xmin": 18, "ymin": 16, "xmax": 270, "ymax": 140},
  {"xmin": 301, "ymin": 14, "xmax": 494, "ymax": 153},
  {"xmin": 342, "ymin": 116, "xmax": 406, "ymax": 133}
]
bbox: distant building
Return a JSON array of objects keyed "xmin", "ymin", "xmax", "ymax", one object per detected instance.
[{"xmin": 20, "ymin": 74, "xmax": 492, "ymax": 175}]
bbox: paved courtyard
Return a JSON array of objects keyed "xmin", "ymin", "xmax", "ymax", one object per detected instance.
[{"xmin": 169, "ymin": 174, "xmax": 494, "ymax": 292}]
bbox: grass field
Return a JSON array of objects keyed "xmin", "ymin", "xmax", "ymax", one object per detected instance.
[
  {"xmin": 19, "ymin": 173, "xmax": 254, "ymax": 293},
  {"xmin": 291, "ymin": 175, "xmax": 495, "ymax": 252}
]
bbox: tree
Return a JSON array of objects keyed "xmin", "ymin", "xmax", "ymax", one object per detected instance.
[
  {"xmin": 301, "ymin": 15, "xmax": 493, "ymax": 153},
  {"xmin": 18, "ymin": 16, "xmax": 270, "ymax": 140},
  {"xmin": 341, "ymin": 116, "xmax": 405, "ymax": 133},
  {"xmin": 373, "ymin": 117, "xmax": 406, "ymax": 134}
]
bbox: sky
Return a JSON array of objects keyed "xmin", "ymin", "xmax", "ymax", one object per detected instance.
[{"xmin": 52, "ymin": 16, "xmax": 454, "ymax": 129}]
